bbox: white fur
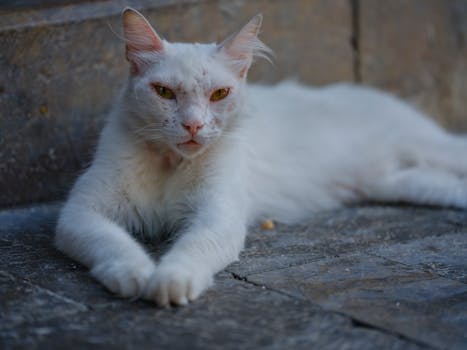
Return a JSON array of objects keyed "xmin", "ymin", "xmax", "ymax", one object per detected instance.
[{"xmin": 56, "ymin": 9, "xmax": 467, "ymax": 306}]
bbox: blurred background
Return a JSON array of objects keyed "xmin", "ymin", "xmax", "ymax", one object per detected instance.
[{"xmin": 0, "ymin": 0, "xmax": 466, "ymax": 208}]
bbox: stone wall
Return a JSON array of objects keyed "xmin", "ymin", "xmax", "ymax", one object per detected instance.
[
  {"xmin": 0, "ymin": 0, "xmax": 466, "ymax": 207},
  {"xmin": 359, "ymin": 0, "xmax": 467, "ymax": 131}
]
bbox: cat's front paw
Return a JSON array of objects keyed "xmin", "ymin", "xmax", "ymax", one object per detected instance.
[
  {"xmin": 91, "ymin": 260, "xmax": 156, "ymax": 298},
  {"xmin": 144, "ymin": 262, "xmax": 213, "ymax": 306}
]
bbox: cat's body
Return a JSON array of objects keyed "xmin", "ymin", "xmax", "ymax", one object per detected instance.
[{"xmin": 56, "ymin": 9, "xmax": 467, "ymax": 306}]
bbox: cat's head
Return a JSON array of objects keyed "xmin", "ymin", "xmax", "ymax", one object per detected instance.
[{"xmin": 121, "ymin": 8, "xmax": 271, "ymax": 158}]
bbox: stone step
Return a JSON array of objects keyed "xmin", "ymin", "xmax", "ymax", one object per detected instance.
[{"xmin": 1, "ymin": 202, "xmax": 466, "ymax": 349}]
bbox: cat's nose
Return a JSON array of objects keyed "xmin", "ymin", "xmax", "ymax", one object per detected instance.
[{"xmin": 182, "ymin": 120, "xmax": 204, "ymax": 136}]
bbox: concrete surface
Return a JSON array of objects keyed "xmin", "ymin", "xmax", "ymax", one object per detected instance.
[{"xmin": 1, "ymin": 203, "xmax": 466, "ymax": 349}]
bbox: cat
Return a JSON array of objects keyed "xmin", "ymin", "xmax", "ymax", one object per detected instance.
[{"xmin": 55, "ymin": 7, "xmax": 467, "ymax": 306}]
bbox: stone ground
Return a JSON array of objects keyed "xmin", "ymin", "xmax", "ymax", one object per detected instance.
[{"xmin": 0, "ymin": 203, "xmax": 466, "ymax": 350}]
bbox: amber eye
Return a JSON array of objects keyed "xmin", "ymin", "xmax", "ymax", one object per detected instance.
[
  {"xmin": 210, "ymin": 88, "xmax": 230, "ymax": 102},
  {"xmin": 152, "ymin": 84, "xmax": 176, "ymax": 100}
]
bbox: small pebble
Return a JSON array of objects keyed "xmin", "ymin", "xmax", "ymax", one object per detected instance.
[
  {"xmin": 261, "ymin": 219, "xmax": 275, "ymax": 230},
  {"xmin": 40, "ymin": 105, "xmax": 48, "ymax": 114}
]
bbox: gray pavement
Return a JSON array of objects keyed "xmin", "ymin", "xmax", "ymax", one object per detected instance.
[{"xmin": 1, "ymin": 203, "xmax": 466, "ymax": 349}]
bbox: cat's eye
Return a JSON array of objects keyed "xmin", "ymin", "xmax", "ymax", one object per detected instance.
[
  {"xmin": 152, "ymin": 84, "xmax": 176, "ymax": 100},
  {"xmin": 210, "ymin": 88, "xmax": 230, "ymax": 102}
]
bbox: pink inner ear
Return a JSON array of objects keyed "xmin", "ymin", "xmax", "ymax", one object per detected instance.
[
  {"xmin": 223, "ymin": 33, "xmax": 255, "ymax": 61},
  {"xmin": 218, "ymin": 15, "xmax": 264, "ymax": 78},
  {"xmin": 123, "ymin": 10, "xmax": 163, "ymax": 65},
  {"xmin": 221, "ymin": 37, "xmax": 255, "ymax": 79}
]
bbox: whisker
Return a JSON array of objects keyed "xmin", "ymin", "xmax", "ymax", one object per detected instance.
[
  {"xmin": 134, "ymin": 129, "xmax": 163, "ymax": 135},
  {"xmin": 133, "ymin": 124, "xmax": 165, "ymax": 135},
  {"xmin": 136, "ymin": 121, "xmax": 165, "ymax": 128}
]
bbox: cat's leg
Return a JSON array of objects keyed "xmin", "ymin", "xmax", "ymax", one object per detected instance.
[
  {"xmin": 363, "ymin": 130, "xmax": 467, "ymax": 208},
  {"xmin": 55, "ymin": 204, "xmax": 156, "ymax": 298},
  {"xmin": 415, "ymin": 134, "xmax": 467, "ymax": 176},
  {"xmin": 144, "ymin": 196, "xmax": 247, "ymax": 306},
  {"xmin": 366, "ymin": 165, "xmax": 467, "ymax": 208}
]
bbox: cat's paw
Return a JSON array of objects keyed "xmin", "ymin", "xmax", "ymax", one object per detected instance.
[
  {"xmin": 144, "ymin": 262, "xmax": 213, "ymax": 306},
  {"xmin": 91, "ymin": 260, "xmax": 156, "ymax": 298}
]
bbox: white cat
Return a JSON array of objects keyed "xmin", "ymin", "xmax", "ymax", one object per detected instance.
[{"xmin": 55, "ymin": 8, "xmax": 467, "ymax": 306}]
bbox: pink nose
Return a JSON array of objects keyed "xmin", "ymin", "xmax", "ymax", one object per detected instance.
[{"xmin": 182, "ymin": 121, "xmax": 204, "ymax": 136}]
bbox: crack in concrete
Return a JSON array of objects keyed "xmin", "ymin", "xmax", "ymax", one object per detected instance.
[
  {"xmin": 349, "ymin": 318, "xmax": 437, "ymax": 350},
  {"xmin": 230, "ymin": 271, "xmax": 306, "ymax": 302},
  {"xmin": 229, "ymin": 271, "xmax": 437, "ymax": 349},
  {"xmin": 226, "ymin": 256, "xmax": 325, "ymax": 277}
]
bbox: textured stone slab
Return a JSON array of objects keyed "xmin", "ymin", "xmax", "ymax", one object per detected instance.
[
  {"xmin": 228, "ymin": 206, "xmax": 464, "ymax": 276},
  {"xmin": 0, "ymin": 204, "xmax": 422, "ymax": 350},
  {"xmin": 1, "ymin": 272, "xmax": 424, "ymax": 350},
  {"xmin": 2, "ymin": 203, "xmax": 466, "ymax": 349},
  {"xmin": 368, "ymin": 233, "xmax": 467, "ymax": 283},
  {"xmin": 0, "ymin": 203, "xmax": 143, "ymax": 306},
  {"xmin": 0, "ymin": 270, "xmax": 88, "ymax": 328},
  {"xmin": 246, "ymin": 253, "xmax": 467, "ymax": 350}
]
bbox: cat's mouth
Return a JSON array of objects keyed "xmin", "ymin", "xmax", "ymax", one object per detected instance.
[
  {"xmin": 175, "ymin": 138, "xmax": 209, "ymax": 158},
  {"xmin": 177, "ymin": 139, "xmax": 202, "ymax": 149}
]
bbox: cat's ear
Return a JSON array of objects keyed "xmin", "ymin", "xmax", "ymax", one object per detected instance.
[
  {"xmin": 217, "ymin": 14, "xmax": 271, "ymax": 79},
  {"xmin": 122, "ymin": 8, "xmax": 164, "ymax": 75}
]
